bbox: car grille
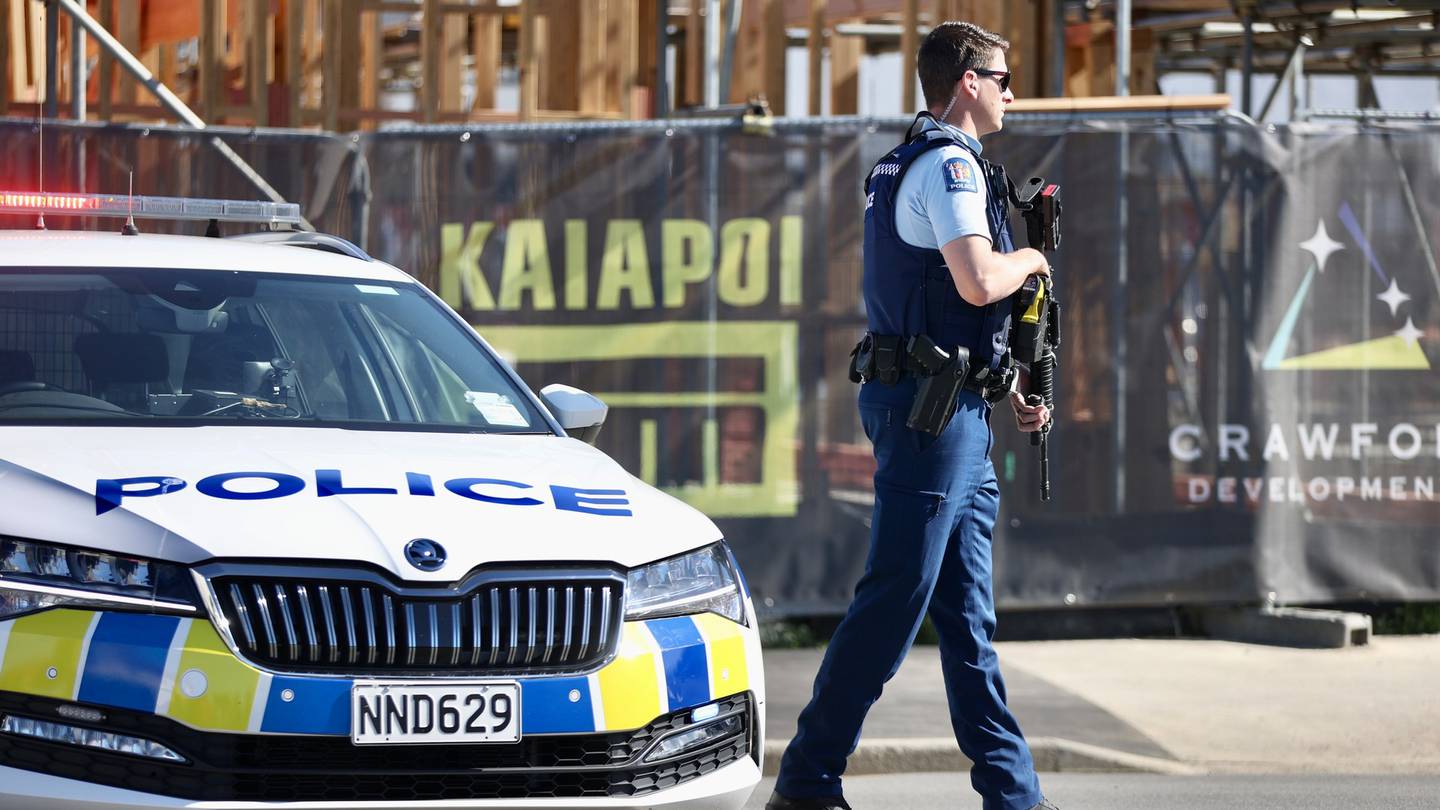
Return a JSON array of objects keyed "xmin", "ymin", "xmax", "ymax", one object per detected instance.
[
  {"xmin": 0, "ymin": 691, "xmax": 754, "ymax": 802},
  {"xmin": 208, "ymin": 569, "xmax": 624, "ymax": 674}
]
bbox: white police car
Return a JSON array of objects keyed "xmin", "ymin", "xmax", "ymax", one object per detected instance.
[{"xmin": 0, "ymin": 192, "xmax": 764, "ymax": 808}]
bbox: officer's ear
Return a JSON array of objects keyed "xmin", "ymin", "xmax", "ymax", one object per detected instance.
[{"xmin": 955, "ymin": 72, "xmax": 978, "ymax": 101}]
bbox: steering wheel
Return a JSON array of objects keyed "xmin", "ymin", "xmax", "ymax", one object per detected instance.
[{"xmin": 0, "ymin": 381, "xmax": 66, "ymax": 396}]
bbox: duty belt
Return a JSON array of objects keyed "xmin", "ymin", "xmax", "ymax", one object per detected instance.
[{"xmin": 848, "ymin": 333, "xmax": 1015, "ymax": 405}]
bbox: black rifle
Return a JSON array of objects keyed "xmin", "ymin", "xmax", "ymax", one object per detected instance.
[{"xmin": 1011, "ymin": 177, "xmax": 1062, "ymax": 501}]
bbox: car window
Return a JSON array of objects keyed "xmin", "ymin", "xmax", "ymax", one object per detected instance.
[{"xmin": 0, "ymin": 268, "xmax": 548, "ymax": 433}]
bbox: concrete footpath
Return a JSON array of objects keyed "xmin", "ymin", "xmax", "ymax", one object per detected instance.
[{"xmin": 760, "ymin": 636, "xmax": 1440, "ymax": 776}]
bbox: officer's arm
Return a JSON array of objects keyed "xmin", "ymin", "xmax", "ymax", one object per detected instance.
[{"xmin": 940, "ymin": 236, "xmax": 1049, "ymax": 307}]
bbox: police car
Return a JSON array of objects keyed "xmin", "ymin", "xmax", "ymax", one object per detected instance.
[{"xmin": 0, "ymin": 192, "xmax": 764, "ymax": 808}]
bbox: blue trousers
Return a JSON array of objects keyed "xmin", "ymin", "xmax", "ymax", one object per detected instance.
[{"xmin": 774, "ymin": 380, "xmax": 1042, "ymax": 810}]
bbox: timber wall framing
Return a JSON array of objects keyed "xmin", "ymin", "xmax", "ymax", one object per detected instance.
[{"xmin": 2, "ymin": 1, "xmax": 1158, "ymax": 127}]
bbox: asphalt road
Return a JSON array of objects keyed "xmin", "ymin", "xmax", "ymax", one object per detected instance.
[{"xmin": 743, "ymin": 773, "xmax": 1440, "ymax": 809}]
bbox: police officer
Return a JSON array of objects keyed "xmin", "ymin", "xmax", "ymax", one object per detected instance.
[{"xmin": 766, "ymin": 21, "xmax": 1056, "ymax": 810}]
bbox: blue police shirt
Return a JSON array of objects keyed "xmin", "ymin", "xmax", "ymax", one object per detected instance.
[
  {"xmin": 862, "ymin": 113, "xmax": 1016, "ymax": 372},
  {"xmin": 894, "ymin": 117, "xmax": 991, "ymax": 251}
]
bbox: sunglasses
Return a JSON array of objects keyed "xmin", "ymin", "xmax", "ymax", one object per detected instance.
[{"xmin": 972, "ymin": 68, "xmax": 1012, "ymax": 93}]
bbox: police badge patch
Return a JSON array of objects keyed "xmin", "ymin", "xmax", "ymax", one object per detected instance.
[{"xmin": 942, "ymin": 156, "xmax": 978, "ymax": 193}]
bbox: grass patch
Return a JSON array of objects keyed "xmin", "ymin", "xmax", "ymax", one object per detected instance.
[
  {"xmin": 759, "ymin": 620, "xmax": 823, "ymax": 648},
  {"xmin": 759, "ymin": 616, "xmax": 945, "ymax": 648},
  {"xmin": 1370, "ymin": 603, "xmax": 1440, "ymax": 635}
]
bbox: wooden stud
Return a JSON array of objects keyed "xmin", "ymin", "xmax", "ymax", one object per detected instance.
[
  {"xmin": 730, "ymin": 0, "xmax": 785, "ymax": 113},
  {"xmin": 369, "ymin": 9, "xmax": 386, "ymax": 115},
  {"xmin": 540, "ymin": 1, "xmax": 579, "ymax": 113},
  {"xmin": 765, "ymin": 0, "xmax": 786, "ymax": 113},
  {"xmin": 957, "ymin": 1, "xmax": 1000, "ymax": 32},
  {"xmin": 1132, "ymin": 27, "xmax": 1158, "ymax": 95},
  {"xmin": 25, "ymin": 0, "xmax": 46, "ymax": 105},
  {"xmin": 360, "ymin": 9, "xmax": 381, "ymax": 125},
  {"xmin": 1037, "ymin": 0, "xmax": 1056, "ymax": 98},
  {"xmin": 305, "ymin": 0, "xmax": 325, "ymax": 111},
  {"xmin": 441, "ymin": 6, "xmax": 467, "ymax": 112},
  {"xmin": 1, "ymin": 0, "xmax": 10, "ymax": 116},
  {"xmin": 606, "ymin": 0, "xmax": 626, "ymax": 112},
  {"xmin": 338, "ymin": 0, "xmax": 360, "ymax": 128},
  {"xmin": 58, "ymin": 9, "xmax": 69, "ymax": 114},
  {"xmin": 578, "ymin": 0, "xmax": 606, "ymax": 114},
  {"xmin": 634, "ymin": 0, "xmax": 658, "ymax": 117},
  {"xmin": 684, "ymin": 0, "xmax": 702, "ymax": 108},
  {"xmin": 534, "ymin": 9, "xmax": 550, "ymax": 112},
  {"xmin": 281, "ymin": 0, "xmax": 303, "ymax": 126},
  {"xmin": 248, "ymin": 0, "xmax": 268, "ymax": 126},
  {"xmin": 1008, "ymin": 0, "xmax": 1039, "ymax": 99},
  {"xmin": 95, "ymin": 0, "xmax": 112, "ymax": 119},
  {"xmin": 900, "ymin": 0, "xmax": 917, "ymax": 111},
  {"xmin": 731, "ymin": 0, "xmax": 756, "ymax": 105},
  {"xmin": 470, "ymin": 12, "xmax": 500, "ymax": 111},
  {"xmin": 618, "ymin": 0, "xmax": 638, "ymax": 118},
  {"xmin": 321, "ymin": 0, "xmax": 340, "ymax": 130},
  {"xmin": 1089, "ymin": 22, "xmax": 1114, "ymax": 100},
  {"xmin": 807, "ymin": 0, "xmax": 823, "ymax": 115},
  {"xmin": 199, "ymin": 0, "xmax": 222, "ymax": 122},
  {"xmin": 519, "ymin": 0, "xmax": 539, "ymax": 119},
  {"xmin": 419, "ymin": 0, "xmax": 440, "ymax": 123},
  {"xmin": 829, "ymin": 31, "xmax": 860, "ymax": 115}
]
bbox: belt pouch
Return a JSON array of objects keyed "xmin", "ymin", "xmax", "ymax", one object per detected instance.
[{"xmin": 873, "ymin": 335, "xmax": 902, "ymax": 385}]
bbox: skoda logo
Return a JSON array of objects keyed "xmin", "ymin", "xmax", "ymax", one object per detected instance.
[{"xmin": 404, "ymin": 538, "xmax": 447, "ymax": 572}]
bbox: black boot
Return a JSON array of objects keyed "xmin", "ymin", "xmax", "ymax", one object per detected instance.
[{"xmin": 764, "ymin": 791, "xmax": 853, "ymax": 810}]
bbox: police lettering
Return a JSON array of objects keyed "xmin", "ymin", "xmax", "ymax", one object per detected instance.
[{"xmin": 94, "ymin": 470, "xmax": 631, "ymax": 517}]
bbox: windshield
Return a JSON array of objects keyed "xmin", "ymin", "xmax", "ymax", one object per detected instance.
[{"xmin": 0, "ymin": 268, "xmax": 549, "ymax": 433}]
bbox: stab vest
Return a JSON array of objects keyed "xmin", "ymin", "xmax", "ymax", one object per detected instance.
[{"xmin": 862, "ymin": 117, "xmax": 1016, "ymax": 371}]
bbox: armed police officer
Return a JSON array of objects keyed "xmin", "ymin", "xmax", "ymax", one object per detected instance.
[{"xmin": 766, "ymin": 22, "xmax": 1056, "ymax": 810}]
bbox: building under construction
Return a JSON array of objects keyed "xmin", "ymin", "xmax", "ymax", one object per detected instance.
[{"xmin": 3, "ymin": 1, "xmax": 1437, "ymax": 129}]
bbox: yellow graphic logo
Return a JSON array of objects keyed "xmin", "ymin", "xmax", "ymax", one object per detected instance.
[
  {"xmin": 480, "ymin": 322, "xmax": 800, "ymax": 518},
  {"xmin": 1262, "ymin": 206, "xmax": 1430, "ymax": 371}
]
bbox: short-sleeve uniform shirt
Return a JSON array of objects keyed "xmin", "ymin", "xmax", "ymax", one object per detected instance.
[{"xmin": 894, "ymin": 118, "xmax": 991, "ymax": 250}]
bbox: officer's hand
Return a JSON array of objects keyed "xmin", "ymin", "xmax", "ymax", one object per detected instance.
[
  {"xmin": 1008, "ymin": 390, "xmax": 1050, "ymax": 433},
  {"xmin": 1018, "ymin": 248, "xmax": 1050, "ymax": 278}
]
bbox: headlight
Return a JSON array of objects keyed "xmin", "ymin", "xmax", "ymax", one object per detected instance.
[
  {"xmin": 625, "ymin": 542, "xmax": 746, "ymax": 625},
  {"xmin": 0, "ymin": 538, "xmax": 200, "ymax": 620}
]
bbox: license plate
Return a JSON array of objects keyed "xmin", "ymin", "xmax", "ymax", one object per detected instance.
[{"xmin": 351, "ymin": 681, "xmax": 521, "ymax": 745}]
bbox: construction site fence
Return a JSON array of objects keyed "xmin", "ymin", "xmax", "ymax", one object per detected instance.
[{"xmin": 2, "ymin": 110, "xmax": 1437, "ymax": 615}]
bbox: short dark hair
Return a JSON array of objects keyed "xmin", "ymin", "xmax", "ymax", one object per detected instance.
[{"xmin": 917, "ymin": 22, "xmax": 1010, "ymax": 108}]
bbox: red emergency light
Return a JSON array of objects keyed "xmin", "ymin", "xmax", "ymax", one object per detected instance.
[
  {"xmin": 0, "ymin": 190, "xmax": 303, "ymax": 226},
  {"xmin": 0, "ymin": 192, "xmax": 102, "ymax": 211}
]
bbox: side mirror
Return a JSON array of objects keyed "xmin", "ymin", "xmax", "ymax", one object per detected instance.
[{"xmin": 539, "ymin": 384, "xmax": 607, "ymax": 444}]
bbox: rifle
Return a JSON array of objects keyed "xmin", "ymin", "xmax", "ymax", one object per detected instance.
[{"xmin": 1011, "ymin": 177, "xmax": 1062, "ymax": 502}]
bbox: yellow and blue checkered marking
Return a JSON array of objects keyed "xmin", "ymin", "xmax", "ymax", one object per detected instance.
[
  {"xmin": 0, "ymin": 610, "xmax": 752, "ymax": 736},
  {"xmin": 261, "ymin": 676, "xmax": 352, "ymax": 734},
  {"xmin": 647, "ymin": 616, "xmax": 711, "ymax": 710},
  {"xmin": 77, "ymin": 613, "xmax": 179, "ymax": 712}
]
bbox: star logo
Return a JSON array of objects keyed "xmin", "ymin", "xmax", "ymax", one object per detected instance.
[
  {"xmin": 1263, "ymin": 206, "xmax": 1431, "ymax": 371},
  {"xmin": 1377, "ymin": 280, "xmax": 1411, "ymax": 318},
  {"xmin": 1298, "ymin": 220, "xmax": 1344, "ymax": 274},
  {"xmin": 1395, "ymin": 318, "xmax": 1423, "ymax": 347}
]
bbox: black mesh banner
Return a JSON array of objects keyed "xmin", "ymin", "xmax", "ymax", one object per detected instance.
[{"xmin": 2, "ymin": 113, "xmax": 1436, "ymax": 614}]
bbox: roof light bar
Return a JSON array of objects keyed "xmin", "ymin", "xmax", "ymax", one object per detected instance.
[{"xmin": 0, "ymin": 191, "xmax": 303, "ymax": 226}]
